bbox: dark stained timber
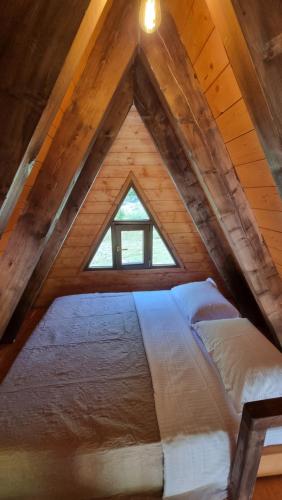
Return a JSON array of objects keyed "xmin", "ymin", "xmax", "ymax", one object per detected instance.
[
  {"xmin": 0, "ymin": 0, "xmax": 138, "ymax": 340},
  {"xmin": 2, "ymin": 72, "xmax": 133, "ymax": 344},
  {"xmin": 230, "ymin": 397, "xmax": 282, "ymax": 499},
  {"xmin": 0, "ymin": 0, "xmax": 92, "ymax": 234}
]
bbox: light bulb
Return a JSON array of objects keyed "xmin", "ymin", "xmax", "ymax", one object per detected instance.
[{"xmin": 139, "ymin": 0, "xmax": 161, "ymax": 34}]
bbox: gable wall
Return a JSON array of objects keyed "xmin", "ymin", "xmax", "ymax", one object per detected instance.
[
  {"xmin": 166, "ymin": 0, "xmax": 282, "ymax": 278},
  {"xmin": 36, "ymin": 107, "xmax": 222, "ymax": 307}
]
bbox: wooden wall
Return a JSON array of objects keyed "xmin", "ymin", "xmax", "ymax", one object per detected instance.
[
  {"xmin": 36, "ymin": 106, "xmax": 221, "ymax": 306},
  {"xmin": 166, "ymin": 0, "xmax": 282, "ymax": 279},
  {"xmin": 0, "ymin": 0, "xmax": 109, "ymax": 257}
]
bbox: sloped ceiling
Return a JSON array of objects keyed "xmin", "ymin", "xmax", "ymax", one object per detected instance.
[
  {"xmin": 0, "ymin": 0, "xmax": 281, "ymax": 346},
  {"xmin": 35, "ymin": 105, "xmax": 222, "ymax": 307}
]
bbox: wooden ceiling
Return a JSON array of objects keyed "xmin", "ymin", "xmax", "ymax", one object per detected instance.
[{"xmin": 0, "ymin": 0, "xmax": 281, "ymax": 347}]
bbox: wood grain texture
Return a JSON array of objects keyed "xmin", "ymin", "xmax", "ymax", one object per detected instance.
[
  {"xmin": 2, "ymin": 71, "xmax": 133, "ymax": 343},
  {"xmin": 140, "ymin": 6, "xmax": 282, "ymax": 345},
  {"xmin": 134, "ymin": 60, "xmax": 266, "ymax": 325},
  {"xmin": 0, "ymin": 0, "xmax": 138, "ymax": 340},
  {"xmin": 0, "ymin": 0, "xmax": 96, "ymax": 235},
  {"xmin": 206, "ymin": 0, "xmax": 282, "ymax": 195},
  {"xmin": 35, "ymin": 105, "xmax": 221, "ymax": 308}
]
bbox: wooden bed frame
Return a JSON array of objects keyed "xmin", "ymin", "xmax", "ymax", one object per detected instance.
[{"xmin": 230, "ymin": 397, "xmax": 282, "ymax": 499}]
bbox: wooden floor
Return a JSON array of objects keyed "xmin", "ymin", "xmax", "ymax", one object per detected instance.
[{"xmin": 0, "ymin": 309, "xmax": 281, "ymax": 499}]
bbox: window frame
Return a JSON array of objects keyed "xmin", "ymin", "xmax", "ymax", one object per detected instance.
[{"xmin": 85, "ymin": 183, "xmax": 179, "ymax": 271}]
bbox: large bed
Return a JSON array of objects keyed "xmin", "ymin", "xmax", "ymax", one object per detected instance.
[{"xmin": 0, "ymin": 289, "xmax": 281, "ymax": 499}]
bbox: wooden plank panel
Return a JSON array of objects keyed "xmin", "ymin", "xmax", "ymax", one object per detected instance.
[
  {"xmin": 226, "ymin": 130, "xmax": 265, "ymax": 166},
  {"xmin": 206, "ymin": 0, "xmax": 282, "ymax": 195},
  {"xmin": 205, "ymin": 65, "xmax": 241, "ymax": 118},
  {"xmin": 253, "ymin": 209, "xmax": 282, "ymax": 233},
  {"xmin": 158, "ymin": 211, "xmax": 192, "ymax": 223},
  {"xmin": 110, "ymin": 138, "xmax": 157, "ymax": 153},
  {"xmin": 103, "ymin": 152, "xmax": 163, "ymax": 166},
  {"xmin": 0, "ymin": 0, "xmax": 138, "ymax": 340},
  {"xmin": 194, "ymin": 29, "xmax": 228, "ymax": 91},
  {"xmin": 216, "ymin": 99, "xmax": 253, "ymax": 143},
  {"xmin": 244, "ymin": 187, "xmax": 282, "ymax": 212},
  {"xmin": 235, "ymin": 160, "xmax": 276, "ymax": 188},
  {"xmin": 0, "ymin": 0, "xmax": 102, "ymax": 235},
  {"xmin": 164, "ymin": 0, "xmax": 194, "ymax": 40},
  {"xmin": 140, "ymin": 7, "xmax": 282, "ymax": 345}
]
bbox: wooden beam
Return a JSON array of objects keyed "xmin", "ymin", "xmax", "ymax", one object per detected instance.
[
  {"xmin": 230, "ymin": 397, "xmax": 282, "ymax": 499},
  {"xmin": 140, "ymin": 6, "xmax": 282, "ymax": 346},
  {"xmin": 134, "ymin": 59, "xmax": 271, "ymax": 334},
  {"xmin": 206, "ymin": 0, "xmax": 282, "ymax": 196},
  {"xmin": 0, "ymin": 0, "xmax": 138, "ymax": 340},
  {"xmin": 0, "ymin": 0, "xmax": 105, "ymax": 235},
  {"xmin": 2, "ymin": 72, "xmax": 133, "ymax": 344}
]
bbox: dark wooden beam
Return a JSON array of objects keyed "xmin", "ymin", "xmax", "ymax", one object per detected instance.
[
  {"xmin": 0, "ymin": 0, "xmax": 138, "ymax": 340},
  {"xmin": 133, "ymin": 59, "xmax": 275, "ymax": 338},
  {"xmin": 2, "ymin": 72, "xmax": 133, "ymax": 344},
  {"xmin": 206, "ymin": 0, "xmax": 282, "ymax": 196},
  {"xmin": 140, "ymin": 6, "xmax": 282, "ymax": 346},
  {"xmin": 0, "ymin": 0, "xmax": 99, "ymax": 235},
  {"xmin": 230, "ymin": 397, "xmax": 282, "ymax": 499}
]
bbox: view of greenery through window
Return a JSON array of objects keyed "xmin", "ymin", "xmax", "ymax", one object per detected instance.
[
  {"xmin": 88, "ymin": 187, "xmax": 176, "ymax": 268},
  {"xmin": 115, "ymin": 187, "xmax": 149, "ymax": 221}
]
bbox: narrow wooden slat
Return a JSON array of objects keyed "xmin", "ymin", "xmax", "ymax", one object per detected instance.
[
  {"xmin": 2, "ymin": 72, "xmax": 133, "ymax": 343},
  {"xmin": 216, "ymin": 98, "xmax": 253, "ymax": 143},
  {"xmin": 206, "ymin": 0, "xmax": 282, "ymax": 195},
  {"xmin": 235, "ymin": 160, "xmax": 276, "ymax": 188},
  {"xmin": 244, "ymin": 187, "xmax": 282, "ymax": 212},
  {"xmin": 226, "ymin": 130, "xmax": 265, "ymax": 166},
  {"xmin": 0, "ymin": 0, "xmax": 102, "ymax": 234},
  {"xmin": 194, "ymin": 29, "xmax": 228, "ymax": 91},
  {"xmin": 205, "ymin": 65, "xmax": 242, "ymax": 118},
  {"xmin": 140, "ymin": 6, "xmax": 282, "ymax": 345},
  {"xmin": 0, "ymin": 0, "xmax": 138, "ymax": 340},
  {"xmin": 134, "ymin": 60, "xmax": 269, "ymax": 328}
]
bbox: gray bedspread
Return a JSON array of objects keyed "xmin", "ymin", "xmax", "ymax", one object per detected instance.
[{"xmin": 0, "ymin": 293, "xmax": 163, "ymax": 499}]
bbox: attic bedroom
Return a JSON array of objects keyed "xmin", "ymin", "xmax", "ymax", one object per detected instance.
[{"xmin": 0, "ymin": 1, "xmax": 281, "ymax": 499}]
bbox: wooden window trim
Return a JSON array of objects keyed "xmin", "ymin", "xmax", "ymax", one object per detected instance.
[{"xmin": 85, "ymin": 182, "xmax": 179, "ymax": 271}]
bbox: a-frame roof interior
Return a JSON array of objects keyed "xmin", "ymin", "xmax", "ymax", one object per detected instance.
[{"xmin": 0, "ymin": 0, "xmax": 281, "ymax": 349}]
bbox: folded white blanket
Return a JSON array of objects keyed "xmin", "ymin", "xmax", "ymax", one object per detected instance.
[{"xmin": 134, "ymin": 290, "xmax": 238, "ymax": 500}]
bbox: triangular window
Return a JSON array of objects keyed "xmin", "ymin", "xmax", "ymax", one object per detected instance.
[
  {"xmin": 88, "ymin": 184, "xmax": 177, "ymax": 270},
  {"xmin": 114, "ymin": 187, "xmax": 149, "ymax": 221}
]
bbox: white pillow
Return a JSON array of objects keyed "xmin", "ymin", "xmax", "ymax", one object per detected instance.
[
  {"xmin": 171, "ymin": 279, "xmax": 240, "ymax": 324},
  {"xmin": 194, "ymin": 318, "xmax": 282, "ymax": 413}
]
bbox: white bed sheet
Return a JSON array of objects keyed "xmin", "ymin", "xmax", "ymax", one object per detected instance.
[{"xmin": 133, "ymin": 290, "xmax": 282, "ymax": 500}]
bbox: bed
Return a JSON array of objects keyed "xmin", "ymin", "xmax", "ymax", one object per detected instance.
[{"xmin": 0, "ymin": 288, "xmax": 281, "ymax": 499}]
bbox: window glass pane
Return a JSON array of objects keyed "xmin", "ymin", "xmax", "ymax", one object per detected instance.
[
  {"xmin": 152, "ymin": 226, "xmax": 175, "ymax": 266},
  {"xmin": 121, "ymin": 230, "xmax": 144, "ymax": 265},
  {"xmin": 89, "ymin": 228, "xmax": 113, "ymax": 268},
  {"xmin": 115, "ymin": 187, "xmax": 149, "ymax": 221}
]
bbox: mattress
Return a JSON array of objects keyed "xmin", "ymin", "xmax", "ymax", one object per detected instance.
[
  {"xmin": 0, "ymin": 293, "xmax": 163, "ymax": 499},
  {"xmin": 0, "ymin": 291, "xmax": 281, "ymax": 499}
]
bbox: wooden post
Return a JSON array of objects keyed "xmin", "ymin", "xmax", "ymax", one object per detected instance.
[
  {"xmin": 230, "ymin": 397, "xmax": 282, "ymax": 499},
  {"xmin": 0, "ymin": 0, "xmax": 138, "ymax": 340},
  {"xmin": 2, "ymin": 73, "xmax": 133, "ymax": 344},
  {"xmin": 134, "ymin": 59, "xmax": 272, "ymax": 336},
  {"xmin": 0, "ymin": 0, "xmax": 101, "ymax": 234},
  {"xmin": 139, "ymin": 6, "xmax": 282, "ymax": 346},
  {"xmin": 206, "ymin": 0, "xmax": 282, "ymax": 196}
]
